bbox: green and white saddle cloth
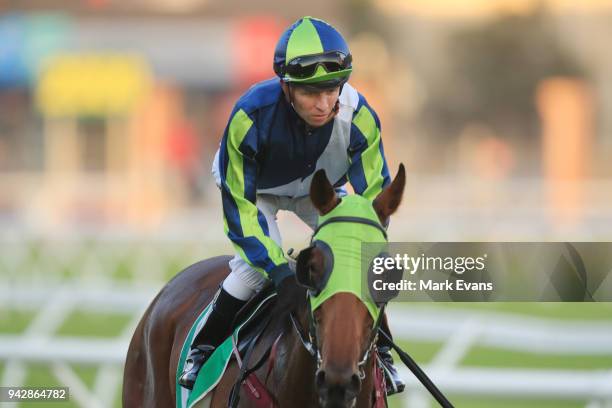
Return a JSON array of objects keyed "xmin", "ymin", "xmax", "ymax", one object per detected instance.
[{"xmin": 175, "ymin": 292, "xmax": 276, "ymax": 408}]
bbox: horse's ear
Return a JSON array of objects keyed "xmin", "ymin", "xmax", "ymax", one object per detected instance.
[
  {"xmin": 296, "ymin": 242, "xmax": 334, "ymax": 296},
  {"xmin": 310, "ymin": 169, "xmax": 340, "ymax": 215},
  {"xmin": 373, "ymin": 164, "xmax": 406, "ymax": 224}
]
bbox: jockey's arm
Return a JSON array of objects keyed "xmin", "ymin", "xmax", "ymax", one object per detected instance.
[
  {"xmin": 218, "ymin": 108, "xmax": 293, "ymax": 286},
  {"xmin": 347, "ymin": 99, "xmax": 391, "ymax": 201}
]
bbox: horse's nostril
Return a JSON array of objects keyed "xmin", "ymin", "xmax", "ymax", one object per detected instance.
[
  {"xmin": 316, "ymin": 369, "xmax": 326, "ymax": 389},
  {"xmin": 349, "ymin": 373, "xmax": 361, "ymax": 393},
  {"xmin": 316, "ymin": 367, "xmax": 361, "ymax": 404}
]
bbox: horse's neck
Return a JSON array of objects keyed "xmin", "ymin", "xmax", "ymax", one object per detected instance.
[{"xmin": 272, "ymin": 310, "xmax": 318, "ymax": 407}]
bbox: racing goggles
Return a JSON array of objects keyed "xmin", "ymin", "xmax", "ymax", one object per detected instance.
[{"xmin": 284, "ymin": 51, "xmax": 352, "ymax": 79}]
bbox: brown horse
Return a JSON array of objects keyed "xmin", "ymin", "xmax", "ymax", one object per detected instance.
[{"xmin": 122, "ymin": 164, "xmax": 405, "ymax": 408}]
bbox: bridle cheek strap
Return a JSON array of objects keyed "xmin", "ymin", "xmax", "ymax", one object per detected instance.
[{"xmin": 290, "ymin": 301, "xmax": 387, "ymax": 379}]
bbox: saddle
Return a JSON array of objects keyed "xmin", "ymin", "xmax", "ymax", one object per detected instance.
[
  {"xmin": 228, "ymin": 281, "xmax": 283, "ymax": 407},
  {"xmin": 233, "ymin": 281, "xmax": 277, "ymax": 355},
  {"xmin": 176, "ymin": 282, "xmax": 280, "ymax": 408}
]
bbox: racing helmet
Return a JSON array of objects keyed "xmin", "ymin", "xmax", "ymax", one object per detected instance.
[{"xmin": 273, "ymin": 17, "xmax": 352, "ymax": 89}]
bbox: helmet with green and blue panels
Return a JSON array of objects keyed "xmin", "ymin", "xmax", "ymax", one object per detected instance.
[{"xmin": 273, "ymin": 17, "xmax": 352, "ymax": 89}]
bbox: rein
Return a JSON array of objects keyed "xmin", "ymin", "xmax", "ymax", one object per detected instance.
[
  {"xmin": 290, "ymin": 303, "xmax": 386, "ymax": 380},
  {"xmin": 290, "ymin": 306, "xmax": 455, "ymax": 408}
]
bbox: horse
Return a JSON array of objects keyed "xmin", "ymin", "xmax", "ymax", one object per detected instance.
[{"xmin": 122, "ymin": 164, "xmax": 405, "ymax": 408}]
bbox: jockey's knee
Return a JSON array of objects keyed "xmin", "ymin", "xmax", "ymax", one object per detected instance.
[{"xmin": 224, "ymin": 256, "xmax": 267, "ymax": 300}]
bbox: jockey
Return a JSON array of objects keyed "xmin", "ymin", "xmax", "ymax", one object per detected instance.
[{"xmin": 179, "ymin": 16, "xmax": 405, "ymax": 395}]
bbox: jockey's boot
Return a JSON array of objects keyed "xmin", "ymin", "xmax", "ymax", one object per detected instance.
[
  {"xmin": 377, "ymin": 345, "xmax": 405, "ymax": 395},
  {"xmin": 378, "ymin": 314, "xmax": 405, "ymax": 395},
  {"xmin": 178, "ymin": 287, "xmax": 247, "ymax": 390}
]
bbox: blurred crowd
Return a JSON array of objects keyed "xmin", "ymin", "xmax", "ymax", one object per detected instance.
[{"xmin": 1, "ymin": 0, "xmax": 612, "ymax": 238}]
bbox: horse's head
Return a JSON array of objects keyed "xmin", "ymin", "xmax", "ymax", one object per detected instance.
[{"xmin": 296, "ymin": 165, "xmax": 405, "ymax": 407}]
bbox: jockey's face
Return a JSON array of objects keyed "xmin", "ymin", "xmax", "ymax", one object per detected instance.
[{"xmin": 284, "ymin": 83, "xmax": 340, "ymax": 128}]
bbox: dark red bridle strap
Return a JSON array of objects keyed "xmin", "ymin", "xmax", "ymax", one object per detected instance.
[
  {"xmin": 373, "ymin": 355, "xmax": 387, "ymax": 408},
  {"xmin": 265, "ymin": 333, "xmax": 283, "ymax": 384},
  {"xmin": 240, "ymin": 333, "xmax": 283, "ymax": 408},
  {"xmin": 242, "ymin": 373, "xmax": 277, "ymax": 408}
]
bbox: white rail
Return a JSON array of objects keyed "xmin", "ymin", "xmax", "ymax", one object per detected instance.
[{"xmin": 1, "ymin": 286, "xmax": 611, "ymax": 407}]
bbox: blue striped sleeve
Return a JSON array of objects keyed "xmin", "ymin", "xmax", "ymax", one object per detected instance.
[
  {"xmin": 347, "ymin": 98, "xmax": 391, "ymax": 200},
  {"xmin": 218, "ymin": 107, "xmax": 291, "ymax": 284}
]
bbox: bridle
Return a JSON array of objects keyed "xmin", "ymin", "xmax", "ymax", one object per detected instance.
[
  {"xmin": 291, "ymin": 215, "xmax": 388, "ymax": 379},
  {"xmin": 290, "ymin": 301, "xmax": 385, "ymax": 380}
]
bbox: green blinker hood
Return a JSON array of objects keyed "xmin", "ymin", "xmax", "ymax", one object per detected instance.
[{"xmin": 309, "ymin": 195, "xmax": 387, "ymax": 320}]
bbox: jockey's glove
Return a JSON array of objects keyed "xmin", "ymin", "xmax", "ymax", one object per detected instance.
[{"xmin": 268, "ymin": 263, "xmax": 293, "ymax": 287}]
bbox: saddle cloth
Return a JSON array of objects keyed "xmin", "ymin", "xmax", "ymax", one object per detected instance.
[{"xmin": 175, "ymin": 285, "xmax": 277, "ymax": 408}]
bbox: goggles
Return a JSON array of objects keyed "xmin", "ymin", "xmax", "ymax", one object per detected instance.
[{"xmin": 284, "ymin": 51, "xmax": 352, "ymax": 79}]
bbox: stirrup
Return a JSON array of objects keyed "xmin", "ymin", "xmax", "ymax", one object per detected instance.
[{"xmin": 178, "ymin": 345, "xmax": 216, "ymax": 390}]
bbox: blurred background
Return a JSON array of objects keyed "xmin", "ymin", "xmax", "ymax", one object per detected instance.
[{"xmin": 1, "ymin": 0, "xmax": 611, "ymax": 407}]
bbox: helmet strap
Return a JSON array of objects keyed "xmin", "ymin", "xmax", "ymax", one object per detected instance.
[{"xmin": 287, "ymin": 83, "xmax": 297, "ymax": 111}]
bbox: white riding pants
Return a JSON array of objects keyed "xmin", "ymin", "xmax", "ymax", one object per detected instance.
[{"xmin": 221, "ymin": 194, "xmax": 320, "ymax": 300}]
